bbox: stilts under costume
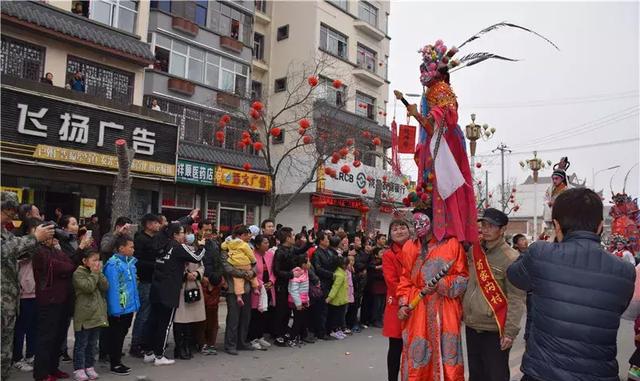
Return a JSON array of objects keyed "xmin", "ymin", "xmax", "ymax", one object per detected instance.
[{"xmin": 393, "ymin": 22, "xmax": 558, "ymax": 381}]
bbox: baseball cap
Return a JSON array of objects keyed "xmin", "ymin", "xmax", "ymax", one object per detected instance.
[{"xmin": 478, "ymin": 208, "xmax": 509, "ymax": 227}]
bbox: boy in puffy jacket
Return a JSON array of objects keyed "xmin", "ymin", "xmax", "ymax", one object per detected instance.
[
  {"xmin": 288, "ymin": 255, "xmax": 310, "ymax": 344},
  {"xmin": 221, "ymin": 226, "xmax": 259, "ymax": 306},
  {"xmin": 103, "ymin": 235, "xmax": 139, "ymax": 376}
]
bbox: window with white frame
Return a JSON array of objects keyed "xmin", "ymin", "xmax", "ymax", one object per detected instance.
[
  {"xmin": 329, "ymin": 0, "xmax": 348, "ymax": 11},
  {"xmin": 153, "ymin": 34, "xmax": 249, "ymax": 97},
  {"xmin": 254, "ymin": 33, "xmax": 264, "ymax": 60},
  {"xmin": 357, "ymin": 43, "xmax": 377, "ymax": 72},
  {"xmin": 320, "ymin": 24, "xmax": 348, "ymax": 59},
  {"xmin": 317, "ymin": 77, "xmax": 346, "ymax": 107},
  {"xmin": 210, "ymin": 2, "xmax": 253, "ymax": 44},
  {"xmin": 355, "ymin": 91, "xmax": 375, "ymax": 120},
  {"xmin": 358, "ymin": 1, "xmax": 378, "ymax": 28},
  {"xmin": 90, "ymin": 0, "xmax": 138, "ymax": 34}
]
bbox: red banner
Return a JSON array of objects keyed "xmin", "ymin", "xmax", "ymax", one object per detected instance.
[
  {"xmin": 398, "ymin": 124, "xmax": 416, "ymax": 153},
  {"xmin": 472, "ymin": 244, "xmax": 508, "ymax": 336}
]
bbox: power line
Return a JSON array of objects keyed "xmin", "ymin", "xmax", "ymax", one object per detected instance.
[
  {"xmin": 476, "ymin": 137, "xmax": 640, "ymax": 158},
  {"xmin": 508, "ymin": 106, "xmax": 639, "ymax": 150},
  {"xmin": 465, "ymin": 91, "xmax": 639, "ymax": 109}
]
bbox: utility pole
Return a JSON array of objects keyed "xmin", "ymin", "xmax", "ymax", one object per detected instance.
[{"xmin": 492, "ymin": 143, "xmax": 511, "ymax": 212}]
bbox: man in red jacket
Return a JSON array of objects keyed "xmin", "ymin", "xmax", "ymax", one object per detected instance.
[{"xmin": 382, "ymin": 219, "xmax": 411, "ymax": 381}]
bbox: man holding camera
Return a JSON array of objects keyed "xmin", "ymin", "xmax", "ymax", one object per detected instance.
[{"xmin": 1, "ymin": 192, "xmax": 54, "ymax": 379}]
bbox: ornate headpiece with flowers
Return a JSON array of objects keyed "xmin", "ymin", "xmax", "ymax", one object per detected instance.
[{"xmin": 418, "ymin": 22, "xmax": 560, "ymax": 87}]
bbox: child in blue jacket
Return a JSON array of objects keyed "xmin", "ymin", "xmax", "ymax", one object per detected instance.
[{"xmin": 103, "ymin": 235, "xmax": 140, "ymax": 375}]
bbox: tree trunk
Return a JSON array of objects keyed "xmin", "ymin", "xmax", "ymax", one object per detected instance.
[{"xmin": 111, "ymin": 139, "xmax": 133, "ymax": 229}]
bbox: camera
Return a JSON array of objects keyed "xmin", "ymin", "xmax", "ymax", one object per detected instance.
[{"xmin": 41, "ymin": 221, "xmax": 73, "ymax": 242}]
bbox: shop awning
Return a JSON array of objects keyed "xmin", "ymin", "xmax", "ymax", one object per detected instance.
[{"xmin": 178, "ymin": 141, "xmax": 269, "ymax": 173}]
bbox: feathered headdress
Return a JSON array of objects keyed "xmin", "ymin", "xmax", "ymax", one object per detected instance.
[
  {"xmin": 612, "ymin": 234, "xmax": 629, "ymax": 246},
  {"xmin": 419, "ymin": 22, "xmax": 560, "ymax": 86}
]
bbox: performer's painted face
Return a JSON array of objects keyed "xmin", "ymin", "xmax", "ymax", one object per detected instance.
[
  {"xmin": 552, "ymin": 175, "xmax": 564, "ymax": 186},
  {"xmin": 413, "ymin": 212, "xmax": 431, "ymax": 238}
]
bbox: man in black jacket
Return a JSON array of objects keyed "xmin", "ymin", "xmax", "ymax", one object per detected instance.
[
  {"xmin": 507, "ymin": 188, "xmax": 635, "ymax": 381},
  {"xmin": 272, "ymin": 227, "xmax": 312, "ymax": 346},
  {"xmin": 311, "ymin": 231, "xmax": 336, "ymax": 340},
  {"xmin": 196, "ymin": 220, "xmax": 223, "ymax": 354},
  {"xmin": 128, "ymin": 213, "xmax": 161, "ymax": 358}
]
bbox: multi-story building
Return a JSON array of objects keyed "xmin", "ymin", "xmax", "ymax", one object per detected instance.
[
  {"xmin": 252, "ymin": 0, "xmax": 405, "ymax": 233},
  {"xmin": 0, "ymin": 0, "xmax": 177, "ymax": 228},
  {"xmin": 143, "ymin": 0, "xmax": 270, "ymax": 232}
]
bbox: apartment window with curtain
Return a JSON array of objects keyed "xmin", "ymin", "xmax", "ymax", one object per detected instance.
[
  {"xmin": 90, "ymin": 0, "xmax": 138, "ymax": 33},
  {"xmin": 255, "ymin": 0, "xmax": 267, "ymax": 13},
  {"xmin": 317, "ymin": 77, "xmax": 346, "ymax": 107},
  {"xmin": 150, "ymin": 1, "xmax": 207, "ymax": 27},
  {"xmin": 253, "ymin": 33, "xmax": 264, "ymax": 60},
  {"xmin": 357, "ymin": 43, "xmax": 377, "ymax": 73},
  {"xmin": 210, "ymin": 2, "xmax": 253, "ymax": 44},
  {"xmin": 358, "ymin": 1, "xmax": 378, "ymax": 28},
  {"xmin": 153, "ymin": 34, "xmax": 249, "ymax": 97},
  {"xmin": 320, "ymin": 24, "xmax": 348, "ymax": 59},
  {"xmin": 0, "ymin": 36, "xmax": 44, "ymax": 81},
  {"xmin": 355, "ymin": 91, "xmax": 375, "ymax": 120}
]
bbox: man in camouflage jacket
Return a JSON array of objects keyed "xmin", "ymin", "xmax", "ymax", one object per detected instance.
[{"xmin": 1, "ymin": 192, "xmax": 53, "ymax": 379}]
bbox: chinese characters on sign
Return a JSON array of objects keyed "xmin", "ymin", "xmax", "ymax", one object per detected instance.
[
  {"xmin": 1, "ymin": 87, "xmax": 178, "ymax": 179},
  {"xmin": 177, "ymin": 160, "xmax": 215, "ymax": 185},
  {"xmin": 215, "ymin": 166, "xmax": 271, "ymax": 192},
  {"xmin": 17, "ymin": 103, "xmax": 157, "ymax": 156}
]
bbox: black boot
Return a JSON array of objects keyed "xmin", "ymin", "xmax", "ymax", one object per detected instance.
[{"xmin": 182, "ymin": 327, "xmax": 193, "ymax": 359}]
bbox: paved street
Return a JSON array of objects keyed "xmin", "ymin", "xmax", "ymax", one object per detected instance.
[{"xmin": 10, "ymin": 306, "xmax": 637, "ymax": 381}]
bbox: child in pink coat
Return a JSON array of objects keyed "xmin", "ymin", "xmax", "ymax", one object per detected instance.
[{"xmin": 288, "ymin": 255, "xmax": 310, "ymax": 344}]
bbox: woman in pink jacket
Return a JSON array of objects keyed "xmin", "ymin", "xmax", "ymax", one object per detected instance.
[{"xmin": 248, "ymin": 235, "xmax": 275, "ymax": 350}]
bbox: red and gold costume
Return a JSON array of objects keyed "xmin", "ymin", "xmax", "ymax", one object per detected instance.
[{"xmin": 396, "ymin": 237, "xmax": 468, "ymax": 381}]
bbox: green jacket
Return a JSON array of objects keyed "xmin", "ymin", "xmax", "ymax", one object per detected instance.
[
  {"xmin": 463, "ymin": 240, "xmax": 526, "ymax": 339},
  {"xmin": 72, "ymin": 265, "xmax": 109, "ymax": 331},
  {"xmin": 327, "ymin": 267, "xmax": 348, "ymax": 306}
]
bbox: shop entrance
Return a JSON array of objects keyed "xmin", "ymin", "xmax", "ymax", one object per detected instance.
[
  {"xmin": 44, "ymin": 191, "xmax": 80, "ymax": 222},
  {"xmin": 318, "ymin": 214, "xmax": 360, "ymax": 235}
]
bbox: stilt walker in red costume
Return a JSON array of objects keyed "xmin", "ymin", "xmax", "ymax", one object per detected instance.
[{"xmin": 392, "ymin": 23, "xmax": 559, "ymax": 381}]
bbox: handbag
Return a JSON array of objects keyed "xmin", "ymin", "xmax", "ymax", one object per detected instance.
[
  {"xmin": 310, "ymin": 283, "xmax": 324, "ymax": 299},
  {"xmin": 184, "ymin": 278, "xmax": 201, "ymax": 304},
  {"xmin": 257, "ymin": 285, "xmax": 268, "ymax": 312}
]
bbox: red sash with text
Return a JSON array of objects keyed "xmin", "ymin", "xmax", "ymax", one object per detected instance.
[{"xmin": 472, "ymin": 243, "xmax": 508, "ymax": 336}]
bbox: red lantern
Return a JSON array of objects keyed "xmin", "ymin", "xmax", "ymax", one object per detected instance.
[
  {"xmin": 366, "ymin": 176, "xmax": 373, "ymax": 182},
  {"xmin": 251, "ymin": 101, "xmax": 263, "ymax": 111},
  {"xmin": 352, "ymin": 160, "xmax": 361, "ymax": 168},
  {"xmin": 372, "ymin": 137, "xmax": 382, "ymax": 146},
  {"xmin": 359, "ymin": 204, "xmax": 370, "ymax": 213},
  {"xmin": 324, "ymin": 167, "xmax": 332, "ymax": 175},
  {"xmin": 270, "ymin": 127, "xmax": 281, "ymax": 137},
  {"xmin": 215, "ymin": 131, "xmax": 225, "ymax": 142},
  {"xmin": 341, "ymin": 165, "xmax": 350, "ymax": 174},
  {"xmin": 299, "ymin": 119, "xmax": 311, "ymax": 129},
  {"xmin": 382, "ymin": 175, "xmax": 388, "ymax": 183},
  {"xmin": 253, "ymin": 141, "xmax": 264, "ymax": 151},
  {"xmin": 298, "ymin": 128, "xmax": 306, "ymax": 135},
  {"xmin": 476, "ymin": 162, "xmax": 482, "ymax": 168},
  {"xmin": 243, "ymin": 162, "xmax": 252, "ymax": 171},
  {"xmin": 331, "ymin": 156, "xmax": 339, "ymax": 164},
  {"xmin": 361, "ymin": 189, "xmax": 367, "ymax": 195},
  {"xmin": 331, "ymin": 152, "xmax": 341, "ymax": 162},
  {"xmin": 303, "ymin": 135, "xmax": 312, "ymax": 144},
  {"xmin": 221, "ymin": 114, "xmax": 231, "ymax": 124},
  {"xmin": 362, "ymin": 131, "xmax": 371, "ymax": 138},
  {"xmin": 346, "ymin": 138, "xmax": 354, "ymax": 146},
  {"xmin": 242, "ymin": 131, "xmax": 251, "ymax": 139},
  {"xmin": 339, "ymin": 147, "xmax": 349, "ymax": 157},
  {"xmin": 308, "ymin": 76, "xmax": 319, "ymax": 87},
  {"xmin": 238, "ymin": 141, "xmax": 247, "ymax": 149},
  {"xmin": 250, "ymin": 109, "xmax": 260, "ymax": 119},
  {"xmin": 332, "ymin": 79, "xmax": 342, "ymax": 88},
  {"xmin": 218, "ymin": 120, "xmax": 227, "ymax": 128},
  {"xmin": 249, "ymin": 123, "xmax": 258, "ymax": 131}
]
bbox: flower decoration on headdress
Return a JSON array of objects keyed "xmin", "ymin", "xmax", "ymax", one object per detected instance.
[
  {"xmin": 612, "ymin": 234, "xmax": 628, "ymax": 246},
  {"xmin": 418, "ymin": 22, "xmax": 560, "ymax": 87}
]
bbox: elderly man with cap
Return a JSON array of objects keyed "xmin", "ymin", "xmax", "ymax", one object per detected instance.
[
  {"xmin": 463, "ymin": 208, "xmax": 526, "ymax": 381},
  {"xmin": 1, "ymin": 192, "xmax": 54, "ymax": 379}
]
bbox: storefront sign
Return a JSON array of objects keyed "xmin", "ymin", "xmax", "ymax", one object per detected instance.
[
  {"xmin": 80, "ymin": 198, "xmax": 96, "ymax": 218},
  {"xmin": 215, "ymin": 166, "xmax": 271, "ymax": 192},
  {"xmin": 1, "ymin": 87, "xmax": 178, "ymax": 179},
  {"xmin": 177, "ymin": 160, "xmax": 214, "ymax": 185},
  {"xmin": 319, "ymin": 164, "xmax": 408, "ymax": 201}
]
